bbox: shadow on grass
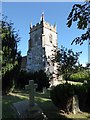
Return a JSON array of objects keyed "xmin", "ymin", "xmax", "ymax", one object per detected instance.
[
  {"xmin": 35, "ymin": 92, "xmax": 71, "ymax": 120},
  {"xmin": 2, "ymin": 90, "xmax": 90, "ymax": 120},
  {"xmin": 35, "ymin": 92, "xmax": 90, "ymax": 120}
]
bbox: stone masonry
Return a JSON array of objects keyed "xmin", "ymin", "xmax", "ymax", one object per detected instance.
[{"xmin": 26, "ymin": 13, "xmax": 59, "ymax": 85}]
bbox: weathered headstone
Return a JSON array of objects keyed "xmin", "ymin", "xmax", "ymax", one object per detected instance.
[
  {"xmin": 11, "ymin": 80, "xmax": 47, "ymax": 120},
  {"xmin": 43, "ymin": 87, "xmax": 47, "ymax": 94}
]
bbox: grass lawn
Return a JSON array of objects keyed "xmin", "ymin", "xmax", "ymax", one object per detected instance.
[{"xmin": 2, "ymin": 90, "xmax": 90, "ymax": 120}]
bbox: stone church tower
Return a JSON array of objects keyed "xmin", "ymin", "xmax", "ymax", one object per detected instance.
[{"xmin": 26, "ymin": 13, "xmax": 58, "ymax": 85}]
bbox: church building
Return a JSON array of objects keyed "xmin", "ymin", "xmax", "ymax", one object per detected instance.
[{"xmin": 26, "ymin": 13, "xmax": 59, "ymax": 85}]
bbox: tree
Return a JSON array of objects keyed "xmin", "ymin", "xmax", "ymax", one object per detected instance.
[
  {"xmin": 0, "ymin": 15, "xmax": 21, "ymax": 93},
  {"xmin": 67, "ymin": 2, "xmax": 90, "ymax": 45},
  {"xmin": 55, "ymin": 46, "xmax": 82, "ymax": 82},
  {"xmin": 1, "ymin": 16, "xmax": 20, "ymax": 67}
]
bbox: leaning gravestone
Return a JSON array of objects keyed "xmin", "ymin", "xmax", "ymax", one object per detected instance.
[{"xmin": 11, "ymin": 80, "xmax": 47, "ymax": 120}]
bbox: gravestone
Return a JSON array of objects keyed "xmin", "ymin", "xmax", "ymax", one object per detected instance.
[
  {"xmin": 25, "ymin": 80, "xmax": 38, "ymax": 105},
  {"xmin": 43, "ymin": 87, "xmax": 47, "ymax": 94},
  {"xmin": 11, "ymin": 80, "xmax": 47, "ymax": 120}
]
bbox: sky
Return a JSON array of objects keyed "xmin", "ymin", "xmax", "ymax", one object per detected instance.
[{"xmin": 2, "ymin": 2, "xmax": 88, "ymax": 65}]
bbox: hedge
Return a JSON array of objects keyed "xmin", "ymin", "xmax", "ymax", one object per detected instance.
[
  {"xmin": 69, "ymin": 71, "xmax": 90, "ymax": 82},
  {"xmin": 50, "ymin": 83, "xmax": 88, "ymax": 112}
]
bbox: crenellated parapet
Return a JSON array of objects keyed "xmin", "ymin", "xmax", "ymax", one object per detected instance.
[
  {"xmin": 30, "ymin": 22, "xmax": 42, "ymax": 33},
  {"xmin": 43, "ymin": 21, "xmax": 57, "ymax": 33},
  {"xmin": 30, "ymin": 21, "xmax": 57, "ymax": 33}
]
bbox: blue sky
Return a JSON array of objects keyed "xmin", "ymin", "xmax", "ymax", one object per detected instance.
[{"xmin": 2, "ymin": 2, "xmax": 88, "ymax": 65}]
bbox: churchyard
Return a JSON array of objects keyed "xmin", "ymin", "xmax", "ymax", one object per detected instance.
[
  {"xmin": 1, "ymin": 2, "xmax": 90, "ymax": 120},
  {"xmin": 2, "ymin": 80, "xmax": 90, "ymax": 120}
]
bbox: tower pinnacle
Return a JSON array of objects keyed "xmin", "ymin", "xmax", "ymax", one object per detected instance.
[
  {"xmin": 30, "ymin": 22, "xmax": 32, "ymax": 28},
  {"xmin": 40, "ymin": 11, "xmax": 45, "ymax": 21}
]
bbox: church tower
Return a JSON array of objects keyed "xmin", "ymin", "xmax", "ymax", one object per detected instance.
[{"xmin": 26, "ymin": 13, "xmax": 58, "ymax": 83}]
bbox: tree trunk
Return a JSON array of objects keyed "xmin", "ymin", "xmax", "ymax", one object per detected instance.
[{"xmin": 66, "ymin": 95, "xmax": 80, "ymax": 114}]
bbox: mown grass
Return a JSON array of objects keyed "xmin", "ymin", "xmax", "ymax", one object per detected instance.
[
  {"xmin": 35, "ymin": 92, "xmax": 69, "ymax": 120},
  {"xmin": 2, "ymin": 90, "xmax": 90, "ymax": 120},
  {"xmin": 66, "ymin": 112, "xmax": 90, "ymax": 119}
]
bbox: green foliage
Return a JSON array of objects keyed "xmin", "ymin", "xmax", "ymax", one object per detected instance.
[
  {"xmin": 50, "ymin": 83, "xmax": 74, "ymax": 110},
  {"xmin": 55, "ymin": 46, "xmax": 81, "ymax": 81},
  {"xmin": 0, "ymin": 15, "xmax": 21, "ymax": 75},
  {"xmin": 69, "ymin": 70, "xmax": 90, "ymax": 82},
  {"xmin": 35, "ymin": 70, "xmax": 50, "ymax": 91},
  {"xmin": 50, "ymin": 83, "xmax": 87, "ymax": 111},
  {"xmin": 67, "ymin": 2, "xmax": 90, "ymax": 45},
  {"xmin": 2, "ymin": 64, "xmax": 21, "ymax": 94},
  {"xmin": 15, "ymin": 70, "xmax": 30, "ymax": 89},
  {"xmin": 85, "ymin": 81, "xmax": 90, "ymax": 110},
  {"xmin": 17, "ymin": 70, "xmax": 50, "ymax": 91},
  {"xmin": 74, "ymin": 84, "xmax": 87, "ymax": 109},
  {"xmin": 1, "ymin": 15, "xmax": 22, "ymax": 94}
]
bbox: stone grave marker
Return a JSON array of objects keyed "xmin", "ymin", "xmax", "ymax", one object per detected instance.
[
  {"xmin": 43, "ymin": 87, "xmax": 47, "ymax": 94},
  {"xmin": 11, "ymin": 80, "xmax": 47, "ymax": 120},
  {"xmin": 25, "ymin": 80, "xmax": 38, "ymax": 105}
]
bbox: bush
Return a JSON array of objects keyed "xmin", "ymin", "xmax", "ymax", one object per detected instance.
[
  {"xmin": 50, "ymin": 83, "xmax": 87, "ymax": 112},
  {"xmin": 69, "ymin": 71, "xmax": 90, "ymax": 82},
  {"xmin": 34, "ymin": 70, "xmax": 50, "ymax": 91},
  {"xmin": 50, "ymin": 83, "xmax": 74, "ymax": 111},
  {"xmin": 17, "ymin": 70, "xmax": 50, "ymax": 91},
  {"xmin": 2, "ymin": 69, "xmax": 14, "ymax": 94},
  {"xmin": 2, "ymin": 65, "xmax": 20, "ymax": 94},
  {"xmin": 74, "ymin": 84, "xmax": 87, "ymax": 109},
  {"xmin": 86, "ymin": 81, "xmax": 90, "ymax": 110},
  {"xmin": 16, "ymin": 70, "xmax": 32, "ymax": 89}
]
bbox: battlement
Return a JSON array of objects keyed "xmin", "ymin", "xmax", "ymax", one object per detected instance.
[
  {"xmin": 32, "ymin": 22, "xmax": 41, "ymax": 28},
  {"xmin": 44, "ymin": 21, "xmax": 56, "ymax": 32},
  {"xmin": 30, "ymin": 21, "xmax": 56, "ymax": 33},
  {"xmin": 30, "ymin": 22, "xmax": 42, "ymax": 33}
]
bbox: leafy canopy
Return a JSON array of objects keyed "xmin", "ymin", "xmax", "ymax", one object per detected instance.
[
  {"xmin": 0, "ymin": 15, "xmax": 21, "ymax": 76},
  {"xmin": 55, "ymin": 46, "xmax": 82, "ymax": 80},
  {"xmin": 67, "ymin": 2, "xmax": 90, "ymax": 45}
]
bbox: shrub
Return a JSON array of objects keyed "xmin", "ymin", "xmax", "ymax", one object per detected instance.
[
  {"xmin": 86, "ymin": 81, "xmax": 90, "ymax": 110},
  {"xmin": 2, "ymin": 65, "xmax": 20, "ymax": 94},
  {"xmin": 34, "ymin": 70, "xmax": 50, "ymax": 91},
  {"xmin": 74, "ymin": 84, "xmax": 87, "ymax": 109},
  {"xmin": 2, "ymin": 69, "xmax": 14, "ymax": 94},
  {"xmin": 69, "ymin": 71, "xmax": 90, "ymax": 82},
  {"xmin": 16, "ymin": 70, "xmax": 32, "ymax": 89},
  {"xmin": 17, "ymin": 70, "xmax": 50, "ymax": 91},
  {"xmin": 50, "ymin": 83, "xmax": 74, "ymax": 111},
  {"xmin": 50, "ymin": 83, "xmax": 87, "ymax": 112}
]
